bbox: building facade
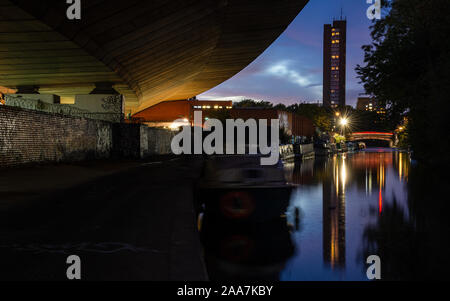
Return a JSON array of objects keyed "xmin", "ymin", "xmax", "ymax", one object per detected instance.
[
  {"xmin": 356, "ymin": 97, "xmax": 386, "ymax": 115},
  {"xmin": 323, "ymin": 20, "xmax": 347, "ymax": 109},
  {"xmin": 132, "ymin": 100, "xmax": 233, "ymax": 128},
  {"xmin": 230, "ymin": 108, "xmax": 315, "ymax": 139},
  {"xmin": 133, "ymin": 103, "xmax": 315, "ymax": 139}
]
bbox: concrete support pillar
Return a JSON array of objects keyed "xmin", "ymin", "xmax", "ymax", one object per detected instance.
[
  {"xmin": 89, "ymin": 82, "xmax": 119, "ymax": 95},
  {"xmin": 7, "ymin": 94, "xmax": 61, "ymax": 104},
  {"xmin": 11, "ymin": 85, "xmax": 60, "ymax": 104},
  {"xmin": 74, "ymin": 94, "xmax": 125, "ymax": 123},
  {"xmin": 16, "ymin": 85, "xmax": 40, "ymax": 94}
]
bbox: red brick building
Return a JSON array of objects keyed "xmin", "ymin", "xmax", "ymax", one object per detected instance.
[
  {"xmin": 132, "ymin": 99, "xmax": 233, "ymax": 127},
  {"xmin": 132, "ymin": 101, "xmax": 315, "ymax": 138},
  {"xmin": 230, "ymin": 108, "xmax": 315, "ymax": 138}
]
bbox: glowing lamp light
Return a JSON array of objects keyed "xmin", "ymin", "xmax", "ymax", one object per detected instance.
[
  {"xmin": 169, "ymin": 119, "xmax": 190, "ymax": 130},
  {"xmin": 340, "ymin": 118, "xmax": 348, "ymax": 126}
]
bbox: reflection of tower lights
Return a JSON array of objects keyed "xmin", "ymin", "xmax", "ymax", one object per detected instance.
[
  {"xmin": 334, "ymin": 161, "xmax": 339, "ymax": 196},
  {"xmin": 340, "ymin": 160, "xmax": 347, "ymax": 191},
  {"xmin": 335, "ymin": 171, "xmax": 339, "ymax": 196},
  {"xmin": 378, "ymin": 165, "xmax": 384, "ymax": 215},
  {"xmin": 324, "ymin": 155, "xmax": 346, "ymax": 269},
  {"xmin": 365, "ymin": 168, "xmax": 368, "ymax": 195},
  {"xmin": 330, "ymin": 216, "xmax": 339, "ymax": 268},
  {"xmin": 399, "ymin": 153, "xmax": 403, "ymax": 179},
  {"xmin": 378, "ymin": 157, "xmax": 385, "ymax": 214},
  {"xmin": 378, "ymin": 163, "xmax": 385, "ymax": 189},
  {"xmin": 378, "ymin": 187, "xmax": 383, "ymax": 215}
]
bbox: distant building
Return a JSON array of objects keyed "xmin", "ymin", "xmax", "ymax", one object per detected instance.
[
  {"xmin": 323, "ymin": 19, "xmax": 347, "ymax": 108},
  {"xmin": 356, "ymin": 97, "xmax": 374, "ymax": 111},
  {"xmin": 230, "ymin": 108, "xmax": 315, "ymax": 139},
  {"xmin": 132, "ymin": 99, "xmax": 233, "ymax": 128},
  {"xmin": 356, "ymin": 97, "xmax": 386, "ymax": 115},
  {"xmin": 132, "ymin": 101, "xmax": 315, "ymax": 139}
]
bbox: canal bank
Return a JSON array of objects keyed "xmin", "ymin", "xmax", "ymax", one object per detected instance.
[{"xmin": 0, "ymin": 156, "xmax": 207, "ymax": 281}]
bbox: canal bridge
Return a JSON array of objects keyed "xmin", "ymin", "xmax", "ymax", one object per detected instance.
[{"xmin": 348, "ymin": 132, "xmax": 395, "ymax": 147}]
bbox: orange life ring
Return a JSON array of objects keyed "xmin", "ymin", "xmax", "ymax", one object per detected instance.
[{"xmin": 219, "ymin": 191, "xmax": 255, "ymax": 219}]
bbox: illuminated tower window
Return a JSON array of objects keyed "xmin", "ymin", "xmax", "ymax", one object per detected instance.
[{"xmin": 323, "ymin": 19, "xmax": 346, "ymax": 108}]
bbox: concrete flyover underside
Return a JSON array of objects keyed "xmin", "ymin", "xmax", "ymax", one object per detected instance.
[{"xmin": 1, "ymin": 0, "xmax": 308, "ymax": 113}]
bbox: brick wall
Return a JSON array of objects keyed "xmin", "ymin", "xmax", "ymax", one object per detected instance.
[
  {"xmin": 111, "ymin": 123, "xmax": 144, "ymax": 159},
  {"xmin": 0, "ymin": 105, "xmax": 176, "ymax": 168},
  {"xmin": 5, "ymin": 95, "xmax": 123, "ymax": 123},
  {"xmin": 0, "ymin": 105, "xmax": 112, "ymax": 167},
  {"xmin": 147, "ymin": 128, "xmax": 177, "ymax": 155}
]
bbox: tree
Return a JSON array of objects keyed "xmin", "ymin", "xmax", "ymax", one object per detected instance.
[
  {"xmin": 333, "ymin": 133, "xmax": 346, "ymax": 144},
  {"xmin": 356, "ymin": 0, "xmax": 450, "ymax": 166},
  {"xmin": 233, "ymin": 99, "xmax": 273, "ymax": 108},
  {"xmin": 287, "ymin": 103, "xmax": 332, "ymax": 132}
]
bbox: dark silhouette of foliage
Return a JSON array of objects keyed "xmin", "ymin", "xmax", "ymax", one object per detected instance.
[
  {"xmin": 233, "ymin": 99, "xmax": 273, "ymax": 108},
  {"xmin": 356, "ymin": 0, "xmax": 450, "ymax": 166}
]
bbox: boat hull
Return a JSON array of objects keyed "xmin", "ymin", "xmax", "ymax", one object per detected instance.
[{"xmin": 197, "ymin": 186, "xmax": 292, "ymax": 222}]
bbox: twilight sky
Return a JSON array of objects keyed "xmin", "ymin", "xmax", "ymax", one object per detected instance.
[{"xmin": 198, "ymin": 0, "xmax": 375, "ymax": 107}]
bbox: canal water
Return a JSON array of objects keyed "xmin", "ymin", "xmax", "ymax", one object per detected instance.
[
  {"xmin": 281, "ymin": 148, "xmax": 409, "ymax": 280},
  {"xmin": 201, "ymin": 148, "xmax": 450, "ymax": 280}
]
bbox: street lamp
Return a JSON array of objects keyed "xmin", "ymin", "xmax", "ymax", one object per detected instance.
[{"xmin": 339, "ymin": 117, "xmax": 350, "ymax": 138}]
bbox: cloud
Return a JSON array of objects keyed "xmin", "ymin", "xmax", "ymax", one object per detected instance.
[
  {"xmin": 197, "ymin": 94, "xmax": 249, "ymax": 102},
  {"xmin": 265, "ymin": 61, "xmax": 313, "ymax": 87}
]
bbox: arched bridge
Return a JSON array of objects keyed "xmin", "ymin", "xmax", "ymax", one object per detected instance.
[{"xmin": 349, "ymin": 132, "xmax": 395, "ymax": 147}]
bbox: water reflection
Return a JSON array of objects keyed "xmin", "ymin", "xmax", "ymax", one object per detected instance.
[
  {"xmin": 201, "ymin": 217, "xmax": 295, "ymax": 280},
  {"xmin": 201, "ymin": 148, "xmax": 450, "ymax": 280},
  {"xmin": 282, "ymin": 148, "xmax": 414, "ymax": 280},
  {"xmin": 322, "ymin": 156, "xmax": 346, "ymax": 269}
]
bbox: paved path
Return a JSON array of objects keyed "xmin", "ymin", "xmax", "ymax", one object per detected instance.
[{"xmin": 0, "ymin": 157, "xmax": 207, "ymax": 281}]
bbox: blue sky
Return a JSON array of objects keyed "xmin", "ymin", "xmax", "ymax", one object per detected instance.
[{"xmin": 198, "ymin": 0, "xmax": 374, "ymax": 107}]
